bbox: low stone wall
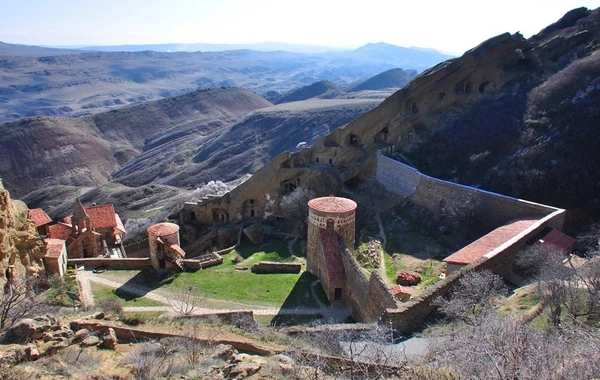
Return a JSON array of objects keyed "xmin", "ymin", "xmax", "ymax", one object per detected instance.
[
  {"xmin": 175, "ymin": 310, "xmax": 258, "ymax": 329},
  {"xmin": 182, "ymin": 253, "xmax": 223, "ymax": 270},
  {"xmin": 341, "ymin": 246, "xmax": 397, "ymax": 323},
  {"xmin": 68, "ymin": 258, "xmax": 151, "ymax": 270},
  {"xmin": 381, "ymin": 208, "xmax": 566, "ymax": 334},
  {"xmin": 251, "ymin": 261, "xmax": 301, "ymax": 274},
  {"xmin": 70, "ymin": 319, "xmax": 275, "ymax": 355}
]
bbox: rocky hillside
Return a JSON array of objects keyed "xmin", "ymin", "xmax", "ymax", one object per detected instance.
[
  {"xmin": 271, "ymin": 80, "xmax": 340, "ymax": 104},
  {"xmin": 408, "ymin": 7, "xmax": 600, "ymax": 213},
  {"xmin": 0, "ymin": 88, "xmax": 272, "ymax": 198},
  {"xmin": 112, "ymin": 98, "xmax": 382, "ymax": 188},
  {"xmin": 0, "ymin": 181, "xmax": 45, "ymax": 287}
]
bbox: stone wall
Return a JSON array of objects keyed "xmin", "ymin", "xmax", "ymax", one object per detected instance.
[
  {"xmin": 250, "ymin": 261, "xmax": 302, "ymax": 274},
  {"xmin": 68, "ymin": 258, "xmax": 151, "ymax": 270},
  {"xmin": 381, "ymin": 207, "xmax": 566, "ymax": 334},
  {"xmin": 181, "ymin": 253, "xmax": 223, "ymax": 270},
  {"xmin": 376, "ymin": 155, "xmax": 557, "ymax": 230},
  {"xmin": 340, "ymin": 246, "xmax": 397, "ymax": 323}
]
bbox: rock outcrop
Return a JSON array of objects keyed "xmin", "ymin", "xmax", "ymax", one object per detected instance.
[{"xmin": 0, "ymin": 180, "xmax": 45, "ymax": 288}]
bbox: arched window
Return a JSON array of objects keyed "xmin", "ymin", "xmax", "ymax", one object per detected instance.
[{"xmin": 326, "ymin": 219, "xmax": 334, "ymax": 229}]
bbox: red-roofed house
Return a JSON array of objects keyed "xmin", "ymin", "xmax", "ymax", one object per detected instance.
[
  {"xmin": 43, "ymin": 238, "xmax": 67, "ymax": 277},
  {"xmin": 29, "ymin": 208, "xmax": 52, "ymax": 236},
  {"xmin": 49, "ymin": 199, "xmax": 127, "ymax": 259}
]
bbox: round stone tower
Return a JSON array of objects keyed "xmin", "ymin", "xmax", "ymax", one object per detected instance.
[
  {"xmin": 147, "ymin": 222, "xmax": 180, "ymax": 270},
  {"xmin": 306, "ymin": 196, "xmax": 357, "ymax": 276}
]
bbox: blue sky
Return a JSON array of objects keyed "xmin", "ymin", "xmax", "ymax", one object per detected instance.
[{"xmin": 1, "ymin": 0, "xmax": 598, "ymax": 54}]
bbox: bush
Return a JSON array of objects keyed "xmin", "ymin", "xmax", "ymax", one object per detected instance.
[
  {"xmin": 396, "ymin": 272, "xmax": 421, "ymax": 286},
  {"xmin": 96, "ymin": 299, "xmax": 123, "ymax": 317}
]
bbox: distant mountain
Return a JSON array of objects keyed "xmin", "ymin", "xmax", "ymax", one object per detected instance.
[
  {"xmin": 0, "ymin": 43, "xmax": 452, "ymax": 122},
  {"xmin": 272, "ymin": 80, "xmax": 340, "ymax": 104},
  {"xmin": 346, "ymin": 68, "xmax": 417, "ymax": 92},
  {"xmin": 75, "ymin": 41, "xmax": 344, "ymax": 54},
  {"xmin": 0, "ymin": 41, "xmax": 82, "ymax": 57}
]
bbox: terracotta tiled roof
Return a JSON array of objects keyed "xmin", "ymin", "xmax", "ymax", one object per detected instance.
[
  {"xmin": 147, "ymin": 222, "xmax": 180, "ymax": 237},
  {"xmin": 309, "ymin": 196, "xmax": 357, "ymax": 214},
  {"xmin": 114, "ymin": 214, "xmax": 127, "ymax": 235},
  {"xmin": 319, "ymin": 228, "xmax": 346, "ymax": 282},
  {"xmin": 390, "ymin": 285, "xmax": 412, "ymax": 296},
  {"xmin": 29, "ymin": 208, "xmax": 52, "ymax": 227},
  {"xmin": 169, "ymin": 244, "xmax": 186, "ymax": 258},
  {"xmin": 63, "ymin": 216, "xmax": 72, "ymax": 225},
  {"xmin": 44, "ymin": 238, "xmax": 66, "ymax": 258},
  {"xmin": 48, "ymin": 222, "xmax": 73, "ymax": 241},
  {"xmin": 85, "ymin": 204, "xmax": 118, "ymax": 230},
  {"xmin": 537, "ymin": 228, "xmax": 576, "ymax": 253},
  {"xmin": 444, "ymin": 219, "xmax": 538, "ymax": 265}
]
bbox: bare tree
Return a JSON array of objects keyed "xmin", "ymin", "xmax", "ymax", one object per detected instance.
[
  {"xmin": 0, "ymin": 277, "xmax": 39, "ymax": 330},
  {"xmin": 167, "ymin": 286, "xmax": 205, "ymax": 316},
  {"xmin": 434, "ymin": 270, "xmax": 507, "ymax": 324},
  {"xmin": 278, "ymin": 187, "xmax": 316, "ymax": 236}
]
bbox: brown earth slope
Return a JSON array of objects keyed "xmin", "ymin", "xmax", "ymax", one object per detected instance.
[{"xmin": 0, "ymin": 88, "xmax": 272, "ymax": 198}]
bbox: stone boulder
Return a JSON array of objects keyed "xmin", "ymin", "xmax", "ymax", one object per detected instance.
[
  {"xmin": 224, "ymin": 361, "xmax": 261, "ymax": 379},
  {"xmin": 210, "ymin": 344, "xmax": 237, "ymax": 361},
  {"xmin": 81, "ymin": 335, "xmax": 101, "ymax": 347},
  {"xmin": 100, "ymin": 327, "xmax": 118, "ymax": 350},
  {"xmin": 3, "ymin": 315, "xmax": 61, "ymax": 343},
  {"xmin": 73, "ymin": 328, "xmax": 90, "ymax": 342}
]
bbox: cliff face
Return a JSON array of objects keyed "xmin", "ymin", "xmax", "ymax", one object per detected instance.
[{"xmin": 0, "ymin": 181, "xmax": 45, "ymax": 288}]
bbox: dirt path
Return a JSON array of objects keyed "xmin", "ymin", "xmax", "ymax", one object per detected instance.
[{"xmin": 76, "ymin": 269, "xmax": 95, "ymax": 309}]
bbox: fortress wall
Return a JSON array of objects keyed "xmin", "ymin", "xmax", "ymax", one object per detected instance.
[
  {"xmin": 381, "ymin": 208, "xmax": 566, "ymax": 334},
  {"xmin": 376, "ymin": 155, "xmax": 559, "ymax": 230},
  {"xmin": 341, "ymin": 246, "xmax": 396, "ymax": 323}
]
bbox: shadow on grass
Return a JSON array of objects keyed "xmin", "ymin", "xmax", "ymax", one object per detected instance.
[
  {"xmin": 235, "ymin": 239, "xmax": 292, "ymax": 260},
  {"xmin": 115, "ymin": 269, "xmax": 177, "ymax": 298},
  {"xmin": 270, "ymin": 272, "xmax": 326, "ymax": 327}
]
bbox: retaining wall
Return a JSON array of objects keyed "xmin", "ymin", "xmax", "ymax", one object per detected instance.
[{"xmin": 68, "ymin": 258, "xmax": 151, "ymax": 270}]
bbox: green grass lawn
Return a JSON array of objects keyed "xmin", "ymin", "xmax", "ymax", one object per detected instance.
[
  {"xmin": 103, "ymin": 239, "xmax": 322, "ymax": 309},
  {"xmin": 90, "ymin": 283, "xmax": 165, "ymax": 307}
]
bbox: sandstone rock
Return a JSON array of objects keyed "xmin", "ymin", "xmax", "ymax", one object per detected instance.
[
  {"xmin": 100, "ymin": 328, "xmax": 118, "ymax": 350},
  {"xmin": 3, "ymin": 316, "xmax": 61, "ymax": 343},
  {"xmin": 271, "ymin": 354, "xmax": 295, "ymax": 374},
  {"xmin": 24, "ymin": 344, "xmax": 39, "ymax": 360},
  {"xmin": 0, "ymin": 182, "xmax": 46, "ymax": 290},
  {"xmin": 242, "ymin": 224, "xmax": 263, "ymax": 245},
  {"xmin": 224, "ymin": 361, "xmax": 261, "ymax": 379},
  {"xmin": 210, "ymin": 344, "xmax": 237, "ymax": 361},
  {"xmin": 73, "ymin": 328, "xmax": 90, "ymax": 342},
  {"xmin": 92, "ymin": 312, "xmax": 105, "ymax": 320},
  {"xmin": 81, "ymin": 335, "xmax": 101, "ymax": 347}
]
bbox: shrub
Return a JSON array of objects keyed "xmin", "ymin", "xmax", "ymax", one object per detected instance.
[
  {"xmin": 396, "ymin": 272, "xmax": 421, "ymax": 286},
  {"xmin": 96, "ymin": 299, "xmax": 123, "ymax": 317}
]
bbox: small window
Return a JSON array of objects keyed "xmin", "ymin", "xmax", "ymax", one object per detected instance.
[
  {"xmin": 316, "ymin": 157, "xmax": 320, "ymax": 163},
  {"xmin": 334, "ymin": 288, "xmax": 343, "ymax": 301},
  {"xmin": 250, "ymin": 210, "xmax": 255, "ymax": 217},
  {"xmin": 326, "ymin": 219, "xmax": 334, "ymax": 229},
  {"xmin": 220, "ymin": 214, "xmax": 225, "ymax": 222},
  {"xmin": 250, "ymin": 199, "xmax": 254, "ymax": 205},
  {"xmin": 408, "ymin": 133, "xmax": 413, "ymax": 142},
  {"xmin": 190, "ymin": 211, "xmax": 196, "ymax": 221},
  {"xmin": 328, "ymin": 158, "xmax": 333, "ymax": 165}
]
